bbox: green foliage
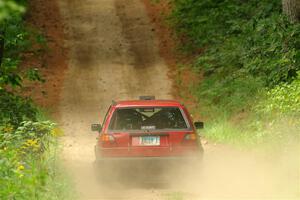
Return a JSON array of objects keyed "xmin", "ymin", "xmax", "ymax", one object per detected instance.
[
  {"xmin": 0, "ymin": 0, "xmax": 26, "ymax": 22},
  {"xmin": 0, "ymin": 1, "xmax": 75, "ymax": 199},
  {"xmin": 169, "ymin": 0, "xmax": 300, "ymax": 147},
  {"xmin": 203, "ymin": 115, "xmax": 300, "ymax": 149},
  {"xmin": 0, "ymin": 0, "xmax": 45, "ymax": 90},
  {"xmin": 203, "ymin": 119, "xmax": 254, "ymax": 146},
  {"xmin": 0, "ymin": 120, "xmax": 76, "ymax": 200},
  {"xmin": 3, "ymin": 18, "xmax": 31, "ymax": 58},
  {"xmin": 26, "ymin": 68, "xmax": 44, "ymax": 82},
  {"xmin": 201, "ymin": 78, "xmax": 300, "ymax": 147},
  {"xmin": 195, "ymin": 75, "xmax": 263, "ymax": 114},
  {"xmin": 0, "ymin": 90, "xmax": 37, "ymax": 127},
  {"xmin": 0, "ymin": 121, "xmax": 54, "ymax": 199},
  {"xmin": 0, "ymin": 13, "xmax": 31, "ymax": 89},
  {"xmin": 256, "ymin": 74, "xmax": 300, "ymax": 115},
  {"xmin": 170, "ymin": 0, "xmax": 300, "ymax": 113}
]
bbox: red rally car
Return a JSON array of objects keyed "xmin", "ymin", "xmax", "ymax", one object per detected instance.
[{"xmin": 91, "ymin": 96, "xmax": 204, "ymax": 170}]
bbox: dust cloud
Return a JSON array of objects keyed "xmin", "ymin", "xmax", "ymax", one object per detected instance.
[
  {"xmin": 62, "ymin": 139, "xmax": 299, "ymax": 200},
  {"xmin": 175, "ymin": 143, "xmax": 300, "ymax": 200}
]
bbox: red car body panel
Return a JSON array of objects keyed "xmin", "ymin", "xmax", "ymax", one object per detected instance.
[{"xmin": 95, "ymin": 100, "xmax": 203, "ymax": 160}]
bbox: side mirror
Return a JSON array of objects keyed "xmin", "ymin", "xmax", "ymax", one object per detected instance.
[
  {"xmin": 194, "ymin": 121, "xmax": 204, "ymax": 129},
  {"xmin": 91, "ymin": 124, "xmax": 102, "ymax": 132}
]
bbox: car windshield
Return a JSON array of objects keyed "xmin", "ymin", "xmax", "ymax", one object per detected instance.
[{"xmin": 108, "ymin": 107, "xmax": 189, "ymax": 131}]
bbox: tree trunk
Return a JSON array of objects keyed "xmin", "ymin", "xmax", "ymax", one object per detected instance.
[{"xmin": 282, "ymin": 0, "xmax": 299, "ymax": 23}]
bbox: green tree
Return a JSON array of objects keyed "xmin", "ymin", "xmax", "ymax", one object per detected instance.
[
  {"xmin": 0, "ymin": 0, "xmax": 25, "ymax": 21},
  {"xmin": 0, "ymin": 0, "xmax": 26, "ymax": 88},
  {"xmin": 0, "ymin": 0, "xmax": 26, "ymax": 64},
  {"xmin": 0, "ymin": 0, "xmax": 26, "ymax": 65}
]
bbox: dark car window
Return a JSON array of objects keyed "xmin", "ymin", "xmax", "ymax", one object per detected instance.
[{"xmin": 108, "ymin": 107, "xmax": 189, "ymax": 131}]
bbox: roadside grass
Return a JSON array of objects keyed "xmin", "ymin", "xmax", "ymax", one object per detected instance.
[
  {"xmin": 36, "ymin": 140, "xmax": 77, "ymax": 200},
  {"xmin": 0, "ymin": 115, "xmax": 77, "ymax": 200},
  {"xmin": 202, "ymin": 114, "xmax": 300, "ymax": 150}
]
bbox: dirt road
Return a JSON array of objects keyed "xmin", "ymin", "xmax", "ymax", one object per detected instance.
[
  {"xmin": 58, "ymin": 0, "xmax": 173, "ymax": 199},
  {"xmin": 56, "ymin": 0, "xmax": 299, "ymax": 200}
]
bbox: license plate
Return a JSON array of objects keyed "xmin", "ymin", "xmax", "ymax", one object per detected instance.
[{"xmin": 139, "ymin": 136, "xmax": 160, "ymax": 146}]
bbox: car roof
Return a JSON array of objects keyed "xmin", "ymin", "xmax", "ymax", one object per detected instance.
[{"xmin": 114, "ymin": 100, "xmax": 183, "ymax": 108}]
